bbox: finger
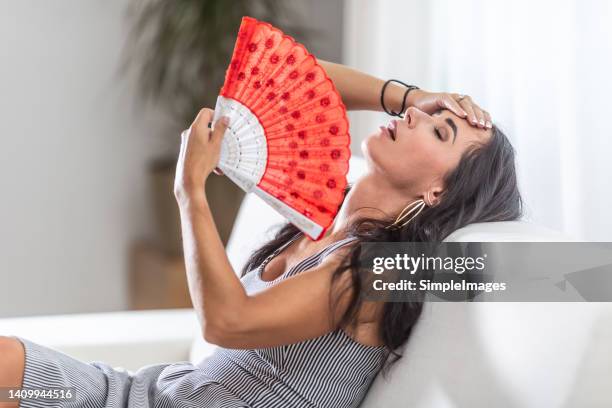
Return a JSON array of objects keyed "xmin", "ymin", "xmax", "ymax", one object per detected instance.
[
  {"xmin": 193, "ymin": 108, "xmax": 214, "ymax": 130},
  {"xmin": 441, "ymin": 95, "xmax": 467, "ymax": 118},
  {"xmin": 211, "ymin": 116, "xmax": 229, "ymax": 143},
  {"xmin": 459, "ymin": 97, "xmax": 478, "ymax": 126},
  {"xmin": 472, "ymin": 105, "xmax": 486, "ymax": 128},
  {"xmin": 483, "ymin": 110, "xmax": 493, "ymax": 129}
]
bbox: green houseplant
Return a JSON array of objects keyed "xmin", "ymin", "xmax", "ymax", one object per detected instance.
[{"xmin": 126, "ymin": 0, "xmax": 302, "ymax": 250}]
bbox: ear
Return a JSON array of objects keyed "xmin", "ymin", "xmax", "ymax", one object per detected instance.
[{"xmin": 424, "ymin": 185, "xmax": 444, "ymax": 207}]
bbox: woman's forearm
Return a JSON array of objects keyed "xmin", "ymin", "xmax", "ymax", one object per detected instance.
[
  {"xmin": 318, "ymin": 59, "xmax": 414, "ymax": 113},
  {"xmin": 178, "ymin": 196, "xmax": 248, "ymax": 336}
]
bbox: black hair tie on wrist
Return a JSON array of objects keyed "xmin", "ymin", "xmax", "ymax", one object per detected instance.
[{"xmin": 381, "ymin": 79, "xmax": 420, "ymax": 118}]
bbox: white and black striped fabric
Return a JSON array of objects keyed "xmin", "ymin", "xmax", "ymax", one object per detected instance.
[{"xmin": 15, "ymin": 234, "xmax": 388, "ymax": 408}]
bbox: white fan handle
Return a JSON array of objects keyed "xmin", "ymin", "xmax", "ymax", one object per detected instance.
[{"xmin": 212, "ymin": 96, "xmax": 267, "ymax": 193}]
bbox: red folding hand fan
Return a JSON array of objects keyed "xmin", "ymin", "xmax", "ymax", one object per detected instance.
[{"xmin": 212, "ymin": 16, "xmax": 350, "ymax": 240}]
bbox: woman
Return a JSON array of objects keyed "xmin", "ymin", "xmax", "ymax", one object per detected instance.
[{"xmin": 0, "ymin": 60, "xmax": 521, "ymax": 408}]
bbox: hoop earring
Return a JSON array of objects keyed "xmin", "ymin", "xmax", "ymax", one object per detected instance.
[{"xmin": 386, "ymin": 199, "xmax": 427, "ymax": 229}]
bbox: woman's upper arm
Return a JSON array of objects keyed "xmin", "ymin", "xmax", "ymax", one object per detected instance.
[{"xmin": 206, "ymin": 249, "xmax": 355, "ymax": 349}]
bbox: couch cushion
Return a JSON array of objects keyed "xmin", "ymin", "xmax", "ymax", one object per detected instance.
[
  {"xmin": 444, "ymin": 221, "xmax": 575, "ymax": 242},
  {"xmin": 359, "ymin": 302, "xmax": 612, "ymax": 408}
]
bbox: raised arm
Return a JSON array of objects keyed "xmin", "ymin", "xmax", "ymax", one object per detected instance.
[
  {"xmin": 318, "ymin": 59, "xmax": 409, "ymax": 113},
  {"xmin": 175, "ymin": 109, "xmax": 359, "ymax": 349},
  {"xmin": 318, "ymin": 59, "xmax": 492, "ymax": 129}
]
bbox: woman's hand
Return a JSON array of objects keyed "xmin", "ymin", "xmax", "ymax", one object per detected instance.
[
  {"xmin": 407, "ymin": 90, "xmax": 492, "ymax": 129},
  {"xmin": 174, "ymin": 108, "xmax": 229, "ymax": 205}
]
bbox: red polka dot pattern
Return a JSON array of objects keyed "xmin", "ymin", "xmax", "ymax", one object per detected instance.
[{"xmin": 220, "ymin": 17, "xmax": 350, "ymax": 240}]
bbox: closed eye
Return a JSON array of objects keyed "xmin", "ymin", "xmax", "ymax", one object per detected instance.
[{"xmin": 434, "ymin": 128, "xmax": 444, "ymax": 140}]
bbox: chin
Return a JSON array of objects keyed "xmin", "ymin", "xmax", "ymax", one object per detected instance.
[{"xmin": 361, "ymin": 136, "xmax": 384, "ymax": 173}]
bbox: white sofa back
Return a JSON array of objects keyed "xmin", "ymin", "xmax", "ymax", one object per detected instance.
[{"xmin": 221, "ymin": 156, "xmax": 611, "ymax": 408}]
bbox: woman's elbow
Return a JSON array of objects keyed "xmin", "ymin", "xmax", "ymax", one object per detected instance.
[
  {"xmin": 202, "ymin": 324, "xmax": 224, "ymax": 345},
  {"xmin": 201, "ymin": 313, "xmax": 244, "ymax": 347}
]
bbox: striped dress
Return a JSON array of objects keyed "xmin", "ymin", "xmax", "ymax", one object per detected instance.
[{"xmin": 15, "ymin": 234, "xmax": 388, "ymax": 408}]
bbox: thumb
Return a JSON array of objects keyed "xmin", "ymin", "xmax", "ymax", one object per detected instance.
[{"xmin": 211, "ymin": 116, "xmax": 229, "ymax": 143}]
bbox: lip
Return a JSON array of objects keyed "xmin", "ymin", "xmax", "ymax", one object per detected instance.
[
  {"xmin": 387, "ymin": 120, "xmax": 398, "ymax": 141},
  {"xmin": 379, "ymin": 125, "xmax": 393, "ymax": 140}
]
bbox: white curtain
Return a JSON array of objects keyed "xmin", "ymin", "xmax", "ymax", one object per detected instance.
[{"xmin": 343, "ymin": 0, "xmax": 612, "ymax": 240}]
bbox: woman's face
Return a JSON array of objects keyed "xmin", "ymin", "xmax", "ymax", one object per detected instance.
[{"xmin": 362, "ymin": 106, "xmax": 492, "ymax": 200}]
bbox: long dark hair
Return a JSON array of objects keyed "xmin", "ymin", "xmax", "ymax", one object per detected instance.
[{"xmin": 241, "ymin": 125, "xmax": 522, "ymax": 369}]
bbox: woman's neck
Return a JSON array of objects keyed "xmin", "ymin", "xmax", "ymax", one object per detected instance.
[{"xmin": 328, "ymin": 173, "xmax": 415, "ymax": 236}]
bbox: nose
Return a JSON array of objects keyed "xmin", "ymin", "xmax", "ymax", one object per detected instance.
[{"xmin": 403, "ymin": 106, "xmax": 430, "ymax": 129}]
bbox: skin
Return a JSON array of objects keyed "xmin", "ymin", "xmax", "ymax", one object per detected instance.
[
  {"xmin": 0, "ymin": 60, "xmax": 491, "ymax": 392},
  {"xmin": 361, "ymin": 106, "xmax": 491, "ymax": 206},
  {"xmin": 0, "ymin": 336, "xmax": 25, "ymax": 408}
]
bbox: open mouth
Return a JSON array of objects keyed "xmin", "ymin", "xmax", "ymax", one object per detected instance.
[
  {"xmin": 379, "ymin": 120, "xmax": 397, "ymax": 141},
  {"xmin": 387, "ymin": 120, "xmax": 397, "ymax": 141},
  {"xmin": 379, "ymin": 126, "xmax": 393, "ymax": 140}
]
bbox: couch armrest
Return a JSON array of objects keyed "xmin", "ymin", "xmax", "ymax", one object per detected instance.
[{"xmin": 0, "ymin": 309, "xmax": 210, "ymax": 372}]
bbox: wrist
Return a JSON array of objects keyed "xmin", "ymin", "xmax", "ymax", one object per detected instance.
[
  {"xmin": 177, "ymin": 193, "xmax": 210, "ymax": 216},
  {"xmin": 175, "ymin": 181, "xmax": 208, "ymax": 210},
  {"xmin": 406, "ymin": 88, "xmax": 426, "ymax": 108},
  {"xmin": 381, "ymin": 80, "xmax": 420, "ymax": 116},
  {"xmin": 383, "ymin": 82, "xmax": 406, "ymax": 115}
]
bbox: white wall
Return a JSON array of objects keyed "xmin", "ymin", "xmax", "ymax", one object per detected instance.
[{"xmin": 0, "ymin": 1, "xmax": 177, "ymax": 318}]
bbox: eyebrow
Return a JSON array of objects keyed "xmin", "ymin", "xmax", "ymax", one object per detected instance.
[
  {"xmin": 445, "ymin": 118, "xmax": 458, "ymax": 144},
  {"xmin": 433, "ymin": 110, "xmax": 458, "ymax": 143}
]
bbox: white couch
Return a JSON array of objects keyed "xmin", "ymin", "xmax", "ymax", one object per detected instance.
[{"xmin": 2, "ymin": 157, "xmax": 611, "ymax": 408}]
